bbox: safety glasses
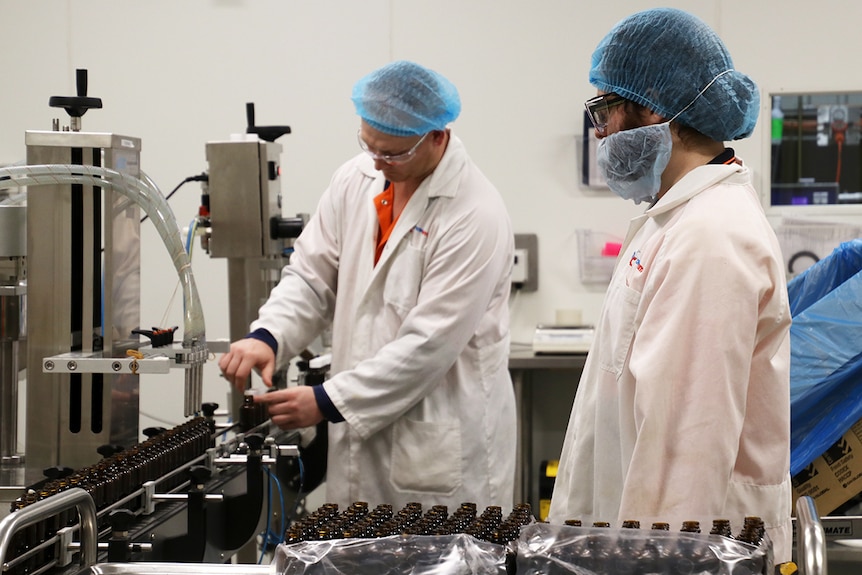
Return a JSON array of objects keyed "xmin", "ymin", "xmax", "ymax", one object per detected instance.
[
  {"xmin": 585, "ymin": 93, "xmax": 625, "ymax": 135},
  {"xmin": 357, "ymin": 130, "xmax": 430, "ymax": 164}
]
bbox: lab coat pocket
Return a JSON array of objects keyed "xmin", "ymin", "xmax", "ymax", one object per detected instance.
[
  {"xmin": 390, "ymin": 417, "xmax": 461, "ymax": 494},
  {"xmin": 477, "ymin": 337, "xmax": 509, "ymax": 384},
  {"xmin": 382, "ymin": 244, "xmax": 425, "ymax": 313},
  {"xmin": 598, "ymin": 280, "xmax": 641, "ymax": 377}
]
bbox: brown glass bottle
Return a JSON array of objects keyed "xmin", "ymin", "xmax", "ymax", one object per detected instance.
[
  {"xmin": 638, "ymin": 521, "xmax": 672, "ymax": 574},
  {"xmin": 8, "ymin": 498, "xmax": 28, "ymax": 575},
  {"xmin": 709, "ymin": 518, "xmax": 733, "ymax": 538},
  {"xmin": 613, "ymin": 519, "xmax": 642, "ymax": 574},
  {"xmin": 23, "ymin": 491, "xmax": 43, "ymax": 574},
  {"xmin": 672, "ymin": 520, "xmax": 706, "ymax": 575},
  {"xmin": 737, "ymin": 516, "xmax": 765, "ymax": 545},
  {"xmin": 577, "ymin": 521, "xmax": 611, "ymax": 573},
  {"xmin": 738, "ymin": 517, "xmax": 767, "ymax": 574}
]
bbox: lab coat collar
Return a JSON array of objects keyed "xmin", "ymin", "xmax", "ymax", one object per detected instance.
[
  {"xmin": 621, "ymin": 163, "xmax": 749, "ymax": 249},
  {"xmin": 363, "ymin": 133, "xmax": 469, "ymax": 272},
  {"xmin": 646, "ymin": 162, "xmax": 747, "ymax": 216}
]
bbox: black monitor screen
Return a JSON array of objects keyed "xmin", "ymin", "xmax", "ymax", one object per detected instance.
[{"xmin": 771, "ymin": 92, "xmax": 862, "ymax": 206}]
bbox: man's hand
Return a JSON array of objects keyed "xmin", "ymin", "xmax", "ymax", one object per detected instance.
[
  {"xmin": 257, "ymin": 386, "xmax": 324, "ymax": 430},
  {"xmin": 218, "ymin": 339, "xmax": 276, "ymax": 393}
]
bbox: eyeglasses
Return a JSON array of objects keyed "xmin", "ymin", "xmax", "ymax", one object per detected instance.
[
  {"xmin": 357, "ymin": 130, "xmax": 431, "ymax": 164},
  {"xmin": 585, "ymin": 93, "xmax": 625, "ymax": 135}
]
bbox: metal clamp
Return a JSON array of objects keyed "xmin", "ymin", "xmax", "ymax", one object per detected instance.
[
  {"xmin": 213, "ymin": 444, "xmax": 298, "ymax": 466},
  {"xmin": 151, "ymin": 493, "xmax": 224, "ymax": 503}
]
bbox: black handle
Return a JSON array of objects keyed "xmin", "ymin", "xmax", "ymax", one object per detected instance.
[{"xmin": 48, "ymin": 68, "xmax": 103, "ymax": 118}]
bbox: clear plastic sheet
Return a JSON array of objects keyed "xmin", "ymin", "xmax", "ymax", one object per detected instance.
[
  {"xmin": 786, "ymin": 239, "xmax": 862, "ymax": 475},
  {"xmin": 275, "ymin": 533, "xmax": 508, "ymax": 575},
  {"xmin": 515, "ymin": 523, "xmax": 772, "ymax": 575}
]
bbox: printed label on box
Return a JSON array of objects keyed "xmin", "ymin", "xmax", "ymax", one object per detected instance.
[{"xmin": 792, "ymin": 418, "xmax": 862, "ymax": 515}]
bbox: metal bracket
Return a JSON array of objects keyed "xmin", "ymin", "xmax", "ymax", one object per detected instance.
[
  {"xmin": 41, "ymin": 339, "xmax": 215, "ymax": 375},
  {"xmin": 42, "ymin": 351, "xmax": 170, "ymax": 375}
]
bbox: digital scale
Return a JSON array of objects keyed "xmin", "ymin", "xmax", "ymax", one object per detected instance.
[{"xmin": 532, "ymin": 325, "xmax": 595, "ymax": 354}]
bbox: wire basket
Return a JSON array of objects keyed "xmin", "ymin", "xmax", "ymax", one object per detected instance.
[{"xmin": 577, "ymin": 229, "xmax": 623, "ymax": 285}]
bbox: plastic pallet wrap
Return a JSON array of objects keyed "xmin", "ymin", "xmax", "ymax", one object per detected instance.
[
  {"xmin": 515, "ymin": 523, "xmax": 772, "ymax": 575},
  {"xmin": 275, "ymin": 533, "xmax": 507, "ymax": 575},
  {"xmin": 787, "ymin": 238, "xmax": 862, "ymax": 476}
]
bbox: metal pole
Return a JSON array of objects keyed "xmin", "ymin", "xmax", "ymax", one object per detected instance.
[{"xmin": 796, "ymin": 495, "xmax": 828, "ymax": 575}]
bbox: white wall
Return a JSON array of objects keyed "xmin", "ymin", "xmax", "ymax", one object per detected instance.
[{"xmin": 2, "ymin": 0, "xmax": 860, "ymax": 430}]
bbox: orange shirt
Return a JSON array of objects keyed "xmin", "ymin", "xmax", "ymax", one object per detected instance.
[{"xmin": 373, "ymin": 181, "xmax": 399, "ymax": 265}]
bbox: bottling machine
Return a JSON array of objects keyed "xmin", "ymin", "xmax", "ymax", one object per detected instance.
[{"xmin": 0, "ymin": 70, "xmax": 308, "ymax": 572}]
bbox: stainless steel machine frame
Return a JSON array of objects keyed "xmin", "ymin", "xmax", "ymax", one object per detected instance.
[
  {"xmin": 205, "ymin": 136, "xmax": 300, "ymax": 416},
  {"xmin": 24, "ymin": 130, "xmax": 142, "ymax": 472}
]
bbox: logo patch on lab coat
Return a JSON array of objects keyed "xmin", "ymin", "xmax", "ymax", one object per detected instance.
[{"xmin": 629, "ymin": 250, "xmax": 644, "ymax": 272}]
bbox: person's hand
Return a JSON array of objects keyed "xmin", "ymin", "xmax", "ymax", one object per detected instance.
[
  {"xmin": 218, "ymin": 338, "xmax": 276, "ymax": 393},
  {"xmin": 256, "ymin": 386, "xmax": 324, "ymax": 430}
]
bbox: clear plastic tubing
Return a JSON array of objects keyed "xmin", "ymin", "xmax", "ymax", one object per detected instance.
[{"xmin": 0, "ymin": 164, "xmax": 205, "ymax": 347}]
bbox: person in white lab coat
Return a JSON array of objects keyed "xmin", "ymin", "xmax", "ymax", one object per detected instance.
[
  {"xmin": 549, "ymin": 8, "xmax": 793, "ymax": 563},
  {"xmin": 219, "ymin": 60, "xmax": 516, "ymax": 510}
]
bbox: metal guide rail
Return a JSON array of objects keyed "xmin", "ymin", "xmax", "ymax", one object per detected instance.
[{"xmin": 0, "ymin": 414, "xmax": 299, "ymax": 574}]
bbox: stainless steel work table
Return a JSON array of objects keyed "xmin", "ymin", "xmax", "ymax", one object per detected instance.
[{"xmin": 509, "ymin": 348, "xmax": 587, "ymax": 511}]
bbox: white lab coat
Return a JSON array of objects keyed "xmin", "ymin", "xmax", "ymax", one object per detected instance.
[
  {"xmin": 549, "ymin": 162, "xmax": 793, "ymax": 562},
  {"xmin": 251, "ymin": 134, "xmax": 517, "ymax": 510}
]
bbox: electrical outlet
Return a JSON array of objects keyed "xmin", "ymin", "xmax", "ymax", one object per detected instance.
[{"xmin": 513, "ymin": 233, "xmax": 538, "ymax": 291}]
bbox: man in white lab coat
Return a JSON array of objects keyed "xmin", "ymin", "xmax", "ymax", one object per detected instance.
[
  {"xmin": 549, "ymin": 8, "xmax": 793, "ymax": 563},
  {"xmin": 219, "ymin": 60, "xmax": 516, "ymax": 510}
]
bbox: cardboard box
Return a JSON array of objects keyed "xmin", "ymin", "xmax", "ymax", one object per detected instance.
[{"xmin": 791, "ymin": 418, "xmax": 862, "ymax": 515}]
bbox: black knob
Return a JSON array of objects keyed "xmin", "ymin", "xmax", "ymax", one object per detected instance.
[
  {"xmin": 187, "ymin": 465, "xmax": 212, "ymax": 487},
  {"xmin": 48, "ymin": 68, "xmax": 103, "ymax": 119},
  {"xmin": 132, "ymin": 326, "xmax": 177, "ymax": 347},
  {"xmin": 42, "ymin": 466, "xmax": 74, "ymax": 480},
  {"xmin": 245, "ymin": 102, "xmax": 291, "ymax": 142},
  {"xmin": 270, "ymin": 216, "xmax": 305, "ymax": 239},
  {"xmin": 109, "ymin": 509, "xmax": 136, "ymax": 533},
  {"xmin": 201, "ymin": 402, "xmax": 219, "ymax": 417},
  {"xmin": 245, "ymin": 433, "xmax": 265, "ymax": 452},
  {"xmin": 142, "ymin": 427, "xmax": 167, "ymax": 439},
  {"xmin": 97, "ymin": 444, "xmax": 122, "ymax": 458}
]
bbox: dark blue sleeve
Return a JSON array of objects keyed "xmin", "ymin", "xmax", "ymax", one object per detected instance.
[
  {"xmin": 247, "ymin": 329, "xmax": 343, "ymax": 422},
  {"xmin": 312, "ymin": 384, "xmax": 345, "ymax": 423},
  {"xmin": 246, "ymin": 328, "xmax": 278, "ymax": 355}
]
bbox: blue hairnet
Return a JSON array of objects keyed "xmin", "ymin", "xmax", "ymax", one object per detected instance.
[
  {"xmin": 590, "ymin": 8, "xmax": 759, "ymax": 141},
  {"xmin": 352, "ymin": 60, "xmax": 461, "ymax": 137}
]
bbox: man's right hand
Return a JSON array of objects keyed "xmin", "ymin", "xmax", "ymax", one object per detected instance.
[{"xmin": 218, "ymin": 338, "xmax": 276, "ymax": 393}]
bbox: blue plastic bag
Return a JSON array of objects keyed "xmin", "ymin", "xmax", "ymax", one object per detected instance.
[{"xmin": 789, "ymin": 239, "xmax": 862, "ymax": 476}]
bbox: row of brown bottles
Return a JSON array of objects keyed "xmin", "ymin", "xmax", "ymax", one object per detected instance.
[
  {"xmin": 551, "ymin": 517, "xmax": 767, "ymax": 575},
  {"xmin": 563, "ymin": 516, "xmax": 765, "ymax": 544},
  {"xmin": 6, "ymin": 417, "xmax": 215, "ymax": 575},
  {"xmin": 284, "ymin": 501, "xmax": 534, "ymax": 546}
]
